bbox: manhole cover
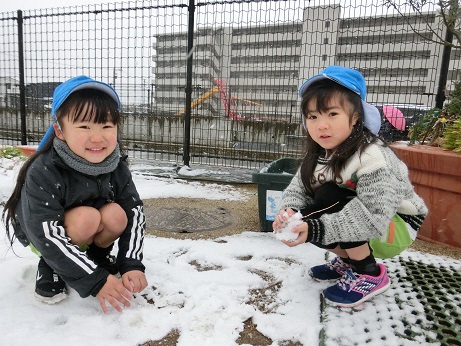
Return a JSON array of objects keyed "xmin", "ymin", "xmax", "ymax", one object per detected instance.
[{"xmin": 145, "ymin": 205, "xmax": 234, "ymax": 232}]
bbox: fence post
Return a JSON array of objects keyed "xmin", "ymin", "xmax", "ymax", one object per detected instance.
[
  {"xmin": 17, "ymin": 10, "xmax": 27, "ymax": 145},
  {"xmin": 435, "ymin": 28, "xmax": 453, "ymax": 109},
  {"xmin": 183, "ymin": 0, "xmax": 195, "ymax": 167}
]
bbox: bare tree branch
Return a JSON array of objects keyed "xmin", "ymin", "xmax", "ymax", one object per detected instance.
[{"xmin": 382, "ymin": 0, "xmax": 461, "ymax": 49}]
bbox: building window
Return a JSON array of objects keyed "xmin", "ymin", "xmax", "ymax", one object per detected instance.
[
  {"xmin": 447, "ymin": 70, "xmax": 460, "ymax": 81},
  {"xmin": 322, "ymin": 54, "xmax": 328, "ymax": 61},
  {"xmin": 325, "ymin": 21, "xmax": 330, "ymax": 28},
  {"xmin": 324, "ymin": 38, "xmax": 329, "ymax": 44}
]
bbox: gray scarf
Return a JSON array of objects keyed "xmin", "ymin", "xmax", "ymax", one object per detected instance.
[{"xmin": 53, "ymin": 138, "xmax": 121, "ymax": 176}]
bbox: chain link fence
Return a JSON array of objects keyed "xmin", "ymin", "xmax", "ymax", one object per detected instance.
[{"xmin": 1, "ymin": 0, "xmax": 460, "ymax": 169}]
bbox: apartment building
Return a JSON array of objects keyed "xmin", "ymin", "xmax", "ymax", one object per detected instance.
[
  {"xmin": 153, "ymin": 5, "xmax": 459, "ymax": 123},
  {"xmin": 0, "ymin": 76, "xmax": 19, "ymax": 108}
]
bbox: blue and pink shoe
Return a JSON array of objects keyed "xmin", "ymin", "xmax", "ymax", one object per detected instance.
[
  {"xmin": 309, "ymin": 256, "xmax": 351, "ymax": 282},
  {"xmin": 323, "ymin": 263, "xmax": 391, "ymax": 308}
]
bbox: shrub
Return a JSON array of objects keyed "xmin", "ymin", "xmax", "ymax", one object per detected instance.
[
  {"xmin": 0, "ymin": 146, "xmax": 26, "ymax": 159},
  {"xmin": 409, "ymin": 79, "xmax": 461, "ymax": 151}
]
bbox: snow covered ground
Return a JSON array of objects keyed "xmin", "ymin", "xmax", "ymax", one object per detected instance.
[{"xmin": 1, "ymin": 155, "xmax": 460, "ymax": 345}]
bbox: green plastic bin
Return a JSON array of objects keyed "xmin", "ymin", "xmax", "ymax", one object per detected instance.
[{"xmin": 252, "ymin": 158, "xmax": 302, "ymax": 232}]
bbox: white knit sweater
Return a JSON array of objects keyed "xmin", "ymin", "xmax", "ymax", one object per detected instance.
[{"xmin": 280, "ymin": 143, "xmax": 428, "ymax": 245}]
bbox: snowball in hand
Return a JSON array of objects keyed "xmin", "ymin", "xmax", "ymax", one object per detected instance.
[{"xmin": 273, "ymin": 212, "xmax": 303, "ymax": 242}]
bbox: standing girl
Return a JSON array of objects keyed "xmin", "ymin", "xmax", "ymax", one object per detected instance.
[
  {"xmin": 273, "ymin": 66, "xmax": 427, "ymax": 307},
  {"xmin": 3, "ymin": 76, "xmax": 147, "ymax": 313}
]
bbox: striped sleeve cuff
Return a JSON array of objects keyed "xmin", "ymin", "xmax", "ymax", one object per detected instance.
[
  {"xmin": 397, "ymin": 213, "xmax": 426, "ymax": 232},
  {"xmin": 305, "ymin": 219, "xmax": 325, "ymax": 244}
]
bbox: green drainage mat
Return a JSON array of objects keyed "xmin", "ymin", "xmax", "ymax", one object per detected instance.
[{"xmin": 320, "ymin": 252, "xmax": 461, "ymax": 346}]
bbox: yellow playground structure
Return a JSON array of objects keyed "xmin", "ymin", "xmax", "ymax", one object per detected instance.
[{"xmin": 176, "ymin": 78, "xmax": 262, "ymax": 120}]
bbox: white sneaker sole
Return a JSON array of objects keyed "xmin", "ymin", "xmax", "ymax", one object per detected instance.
[
  {"xmin": 324, "ymin": 279, "xmax": 391, "ymax": 308},
  {"xmin": 34, "ymin": 292, "xmax": 68, "ymax": 305}
]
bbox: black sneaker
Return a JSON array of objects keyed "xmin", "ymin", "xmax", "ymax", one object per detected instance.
[
  {"xmin": 87, "ymin": 243, "xmax": 119, "ymax": 275},
  {"xmin": 35, "ymin": 257, "xmax": 68, "ymax": 304}
]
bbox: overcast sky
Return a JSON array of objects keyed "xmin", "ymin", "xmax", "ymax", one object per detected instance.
[
  {"xmin": 3, "ymin": 0, "xmax": 119, "ymax": 12},
  {"xmin": 3, "ymin": 0, "xmax": 437, "ymax": 18}
]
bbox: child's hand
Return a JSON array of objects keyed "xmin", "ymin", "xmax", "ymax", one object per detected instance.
[
  {"xmin": 281, "ymin": 222, "xmax": 308, "ymax": 247},
  {"xmin": 96, "ymin": 274, "xmax": 133, "ymax": 314},
  {"xmin": 273, "ymin": 211, "xmax": 303, "ymax": 242},
  {"xmin": 121, "ymin": 270, "xmax": 148, "ymax": 294},
  {"xmin": 272, "ymin": 208, "xmax": 296, "ymax": 231}
]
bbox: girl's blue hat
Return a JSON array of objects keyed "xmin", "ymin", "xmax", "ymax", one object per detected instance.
[
  {"xmin": 38, "ymin": 76, "xmax": 121, "ymax": 150},
  {"xmin": 51, "ymin": 75, "xmax": 120, "ymax": 117},
  {"xmin": 298, "ymin": 66, "xmax": 381, "ymax": 134}
]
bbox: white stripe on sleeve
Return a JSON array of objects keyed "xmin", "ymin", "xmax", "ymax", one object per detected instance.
[{"xmin": 126, "ymin": 206, "xmax": 145, "ymax": 260}]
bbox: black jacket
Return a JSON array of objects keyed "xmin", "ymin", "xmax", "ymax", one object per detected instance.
[{"xmin": 14, "ymin": 148, "xmax": 146, "ymax": 298}]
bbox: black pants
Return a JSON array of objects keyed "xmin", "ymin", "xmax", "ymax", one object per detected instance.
[{"xmin": 301, "ymin": 182, "xmax": 367, "ymax": 250}]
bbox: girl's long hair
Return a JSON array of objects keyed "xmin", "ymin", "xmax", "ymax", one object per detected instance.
[
  {"xmin": 2, "ymin": 89, "xmax": 122, "ymax": 245},
  {"xmin": 299, "ymin": 79, "xmax": 382, "ymax": 194}
]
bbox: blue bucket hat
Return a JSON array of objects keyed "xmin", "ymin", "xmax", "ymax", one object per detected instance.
[
  {"xmin": 298, "ymin": 66, "xmax": 381, "ymax": 134},
  {"xmin": 37, "ymin": 76, "xmax": 121, "ymax": 150}
]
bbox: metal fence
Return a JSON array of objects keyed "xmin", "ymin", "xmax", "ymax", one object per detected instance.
[{"xmin": 1, "ymin": 0, "xmax": 460, "ymax": 169}]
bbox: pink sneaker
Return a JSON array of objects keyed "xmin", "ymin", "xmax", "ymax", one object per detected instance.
[{"xmin": 323, "ymin": 263, "xmax": 391, "ymax": 308}]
